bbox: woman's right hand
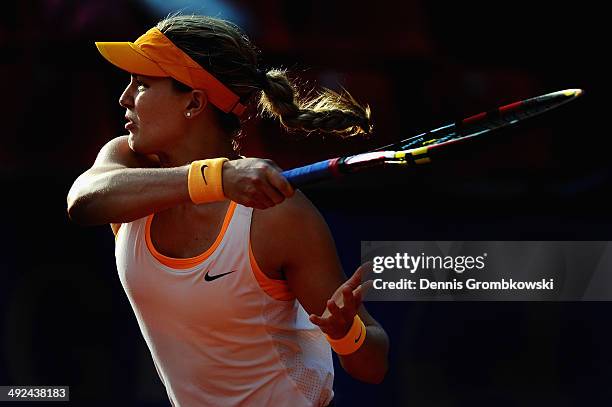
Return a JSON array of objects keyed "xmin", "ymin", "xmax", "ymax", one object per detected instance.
[{"xmin": 222, "ymin": 158, "xmax": 294, "ymax": 209}]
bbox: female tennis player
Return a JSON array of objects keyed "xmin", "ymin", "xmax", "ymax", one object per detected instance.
[{"xmin": 67, "ymin": 14, "xmax": 388, "ymax": 407}]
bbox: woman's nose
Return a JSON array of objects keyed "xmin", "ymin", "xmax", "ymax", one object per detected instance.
[{"xmin": 119, "ymin": 84, "xmax": 134, "ymax": 108}]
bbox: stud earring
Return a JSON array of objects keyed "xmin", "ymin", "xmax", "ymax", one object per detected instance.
[{"xmin": 186, "ymin": 112, "xmax": 192, "ymax": 118}]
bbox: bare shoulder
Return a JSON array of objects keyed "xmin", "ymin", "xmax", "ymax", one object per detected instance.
[
  {"xmin": 252, "ymin": 190, "xmax": 326, "ymax": 237},
  {"xmin": 87, "ymin": 136, "xmax": 158, "ymax": 235},
  {"xmin": 92, "ymin": 135, "xmax": 160, "ymax": 170},
  {"xmin": 251, "ymin": 191, "xmax": 335, "ymax": 278}
]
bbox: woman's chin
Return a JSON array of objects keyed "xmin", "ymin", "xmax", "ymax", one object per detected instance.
[
  {"xmin": 127, "ymin": 133, "xmax": 145, "ymax": 154},
  {"xmin": 127, "ymin": 133, "xmax": 136, "ymax": 151},
  {"xmin": 128, "ymin": 133, "xmax": 157, "ymax": 156}
]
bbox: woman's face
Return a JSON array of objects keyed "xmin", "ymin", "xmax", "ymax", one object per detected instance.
[{"xmin": 119, "ymin": 74, "xmax": 189, "ymax": 155}]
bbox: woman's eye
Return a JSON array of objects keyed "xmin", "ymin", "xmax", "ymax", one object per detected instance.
[{"xmin": 132, "ymin": 77, "xmax": 147, "ymax": 91}]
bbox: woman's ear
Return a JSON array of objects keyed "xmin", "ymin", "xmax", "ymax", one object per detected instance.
[{"xmin": 185, "ymin": 89, "xmax": 208, "ymax": 118}]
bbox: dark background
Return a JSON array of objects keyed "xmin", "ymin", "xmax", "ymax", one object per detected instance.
[{"xmin": 1, "ymin": 0, "xmax": 610, "ymax": 406}]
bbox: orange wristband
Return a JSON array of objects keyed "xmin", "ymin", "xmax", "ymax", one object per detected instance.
[
  {"xmin": 325, "ymin": 315, "xmax": 367, "ymax": 355},
  {"xmin": 187, "ymin": 158, "xmax": 228, "ymax": 204}
]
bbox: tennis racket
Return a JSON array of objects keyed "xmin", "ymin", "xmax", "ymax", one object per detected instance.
[{"xmin": 281, "ymin": 89, "xmax": 583, "ymax": 187}]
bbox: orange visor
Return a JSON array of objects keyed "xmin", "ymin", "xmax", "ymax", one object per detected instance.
[{"xmin": 95, "ymin": 27, "xmax": 246, "ymax": 116}]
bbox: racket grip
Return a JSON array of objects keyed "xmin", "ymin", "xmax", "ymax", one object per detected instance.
[{"xmin": 281, "ymin": 158, "xmax": 341, "ymax": 187}]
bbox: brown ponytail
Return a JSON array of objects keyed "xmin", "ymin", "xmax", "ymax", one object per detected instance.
[
  {"xmin": 259, "ymin": 69, "xmax": 372, "ymax": 137},
  {"xmin": 157, "ymin": 14, "xmax": 373, "ymax": 142}
]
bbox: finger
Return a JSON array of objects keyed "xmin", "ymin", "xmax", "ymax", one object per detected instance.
[
  {"xmin": 346, "ymin": 261, "xmax": 373, "ymax": 289},
  {"xmin": 352, "ymin": 279, "xmax": 374, "ymax": 304},
  {"xmin": 252, "ymin": 190, "xmax": 276, "ymax": 209},
  {"xmin": 258, "ymin": 181, "xmax": 286, "ymax": 206},
  {"xmin": 248, "ymin": 198, "xmax": 272, "ymax": 210},
  {"xmin": 327, "ymin": 299, "xmax": 344, "ymax": 321},
  {"xmin": 357, "ymin": 261, "xmax": 374, "ymax": 280},
  {"xmin": 341, "ymin": 286, "xmax": 356, "ymax": 312},
  {"xmin": 309, "ymin": 314, "xmax": 328, "ymax": 328},
  {"xmin": 248, "ymin": 199, "xmax": 269, "ymax": 210},
  {"xmin": 264, "ymin": 159, "xmax": 283, "ymax": 172},
  {"xmin": 265, "ymin": 166, "xmax": 295, "ymax": 198}
]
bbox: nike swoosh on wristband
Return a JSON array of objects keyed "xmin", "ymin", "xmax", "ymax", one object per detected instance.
[
  {"xmin": 354, "ymin": 325, "xmax": 364, "ymax": 343},
  {"xmin": 204, "ymin": 269, "xmax": 236, "ymax": 282},
  {"xmin": 200, "ymin": 164, "xmax": 208, "ymax": 185}
]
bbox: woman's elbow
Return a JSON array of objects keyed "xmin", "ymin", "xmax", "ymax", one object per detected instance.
[
  {"xmin": 372, "ymin": 362, "xmax": 389, "ymax": 384},
  {"xmin": 344, "ymin": 356, "xmax": 388, "ymax": 384},
  {"xmin": 66, "ymin": 192, "xmax": 94, "ymax": 225},
  {"xmin": 67, "ymin": 171, "xmax": 114, "ymax": 225},
  {"xmin": 66, "ymin": 181, "xmax": 106, "ymax": 225},
  {"xmin": 359, "ymin": 362, "xmax": 388, "ymax": 384}
]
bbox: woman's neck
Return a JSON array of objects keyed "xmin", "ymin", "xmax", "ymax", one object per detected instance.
[{"xmin": 157, "ymin": 119, "xmax": 240, "ymax": 167}]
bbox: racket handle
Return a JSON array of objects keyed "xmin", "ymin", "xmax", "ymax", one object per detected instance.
[{"xmin": 281, "ymin": 158, "xmax": 341, "ymax": 187}]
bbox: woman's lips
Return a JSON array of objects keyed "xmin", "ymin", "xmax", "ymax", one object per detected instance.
[{"xmin": 125, "ymin": 121, "xmax": 136, "ymax": 130}]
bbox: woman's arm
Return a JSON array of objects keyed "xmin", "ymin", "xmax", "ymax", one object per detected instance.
[
  {"xmin": 254, "ymin": 192, "xmax": 389, "ymax": 383},
  {"xmin": 67, "ymin": 136, "xmax": 187, "ymax": 224},
  {"xmin": 307, "ymin": 263, "xmax": 389, "ymax": 384},
  {"xmin": 67, "ymin": 136, "xmax": 294, "ymax": 225}
]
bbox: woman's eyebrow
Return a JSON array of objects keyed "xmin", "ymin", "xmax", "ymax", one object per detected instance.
[{"xmin": 133, "ymin": 74, "xmax": 153, "ymax": 81}]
